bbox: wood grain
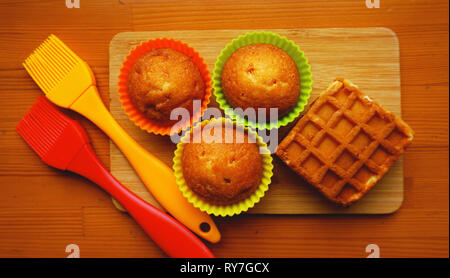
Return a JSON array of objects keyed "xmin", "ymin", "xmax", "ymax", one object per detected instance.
[
  {"xmin": 109, "ymin": 28, "xmax": 404, "ymax": 214},
  {"xmin": 0, "ymin": 0, "xmax": 448, "ymax": 258}
]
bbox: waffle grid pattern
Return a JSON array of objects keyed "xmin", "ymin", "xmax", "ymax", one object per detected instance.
[{"xmin": 276, "ymin": 79, "xmax": 414, "ymax": 206}]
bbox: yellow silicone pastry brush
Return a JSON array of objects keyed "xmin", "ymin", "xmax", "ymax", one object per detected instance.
[{"xmin": 23, "ymin": 34, "xmax": 220, "ymax": 243}]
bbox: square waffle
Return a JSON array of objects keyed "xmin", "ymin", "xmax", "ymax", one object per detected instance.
[{"xmin": 276, "ymin": 78, "xmax": 414, "ymax": 206}]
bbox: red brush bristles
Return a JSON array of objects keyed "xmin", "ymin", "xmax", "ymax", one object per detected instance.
[
  {"xmin": 16, "ymin": 96, "xmax": 89, "ymax": 170},
  {"xmin": 16, "ymin": 97, "xmax": 216, "ymax": 258}
]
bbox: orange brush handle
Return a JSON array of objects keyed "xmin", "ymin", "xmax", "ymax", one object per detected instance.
[{"xmin": 70, "ymin": 85, "xmax": 220, "ymax": 243}]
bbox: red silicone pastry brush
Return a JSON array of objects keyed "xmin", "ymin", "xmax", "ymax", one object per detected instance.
[{"xmin": 16, "ymin": 96, "xmax": 214, "ymax": 258}]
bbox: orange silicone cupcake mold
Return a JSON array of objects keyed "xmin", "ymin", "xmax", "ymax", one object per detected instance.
[{"xmin": 118, "ymin": 38, "xmax": 212, "ymax": 136}]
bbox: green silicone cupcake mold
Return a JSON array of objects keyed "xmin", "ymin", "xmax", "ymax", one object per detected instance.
[{"xmin": 212, "ymin": 31, "xmax": 313, "ymax": 130}]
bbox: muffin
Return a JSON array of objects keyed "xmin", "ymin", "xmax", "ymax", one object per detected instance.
[
  {"xmin": 127, "ymin": 48, "xmax": 205, "ymax": 124},
  {"xmin": 181, "ymin": 121, "xmax": 263, "ymax": 205},
  {"xmin": 221, "ymin": 43, "xmax": 300, "ymax": 117}
]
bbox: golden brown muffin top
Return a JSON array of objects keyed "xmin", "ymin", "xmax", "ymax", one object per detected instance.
[
  {"xmin": 127, "ymin": 48, "xmax": 205, "ymax": 124},
  {"xmin": 181, "ymin": 122, "xmax": 263, "ymax": 205},
  {"xmin": 221, "ymin": 43, "xmax": 300, "ymax": 117}
]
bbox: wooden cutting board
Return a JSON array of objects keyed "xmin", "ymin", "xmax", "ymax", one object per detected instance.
[{"xmin": 108, "ymin": 28, "xmax": 402, "ymax": 214}]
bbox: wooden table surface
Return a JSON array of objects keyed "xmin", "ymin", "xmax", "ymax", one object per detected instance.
[{"xmin": 0, "ymin": 0, "xmax": 448, "ymax": 258}]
